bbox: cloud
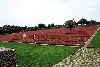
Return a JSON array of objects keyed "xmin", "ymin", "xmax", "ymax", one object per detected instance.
[{"xmin": 0, "ymin": 0, "xmax": 100, "ymax": 27}]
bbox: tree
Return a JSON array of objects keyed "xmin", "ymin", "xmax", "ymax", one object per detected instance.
[
  {"xmin": 38, "ymin": 23, "xmax": 46, "ymax": 30},
  {"xmin": 55, "ymin": 25, "xmax": 63, "ymax": 28},
  {"xmin": 77, "ymin": 18, "xmax": 89, "ymax": 25},
  {"xmin": 50, "ymin": 23, "xmax": 54, "ymax": 27},
  {"xmin": 47, "ymin": 23, "xmax": 55, "ymax": 29},
  {"xmin": 64, "ymin": 19, "xmax": 75, "ymax": 33},
  {"xmin": 47, "ymin": 24, "xmax": 51, "ymax": 29},
  {"xmin": 89, "ymin": 20, "xmax": 97, "ymax": 25},
  {"xmin": 98, "ymin": 22, "xmax": 100, "ymax": 25},
  {"xmin": 0, "ymin": 27, "xmax": 3, "ymax": 34}
]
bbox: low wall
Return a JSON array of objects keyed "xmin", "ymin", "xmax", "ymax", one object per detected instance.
[{"xmin": 0, "ymin": 47, "xmax": 16, "ymax": 67}]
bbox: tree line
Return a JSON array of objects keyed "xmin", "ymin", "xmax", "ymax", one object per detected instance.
[
  {"xmin": 0, "ymin": 23, "xmax": 62, "ymax": 35},
  {"xmin": 0, "ymin": 18, "xmax": 100, "ymax": 35}
]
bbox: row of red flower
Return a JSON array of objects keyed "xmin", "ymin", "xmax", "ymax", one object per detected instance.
[{"xmin": 0, "ymin": 26, "xmax": 99, "ymax": 46}]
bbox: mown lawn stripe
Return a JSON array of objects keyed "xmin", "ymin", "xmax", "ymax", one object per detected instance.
[{"xmin": 88, "ymin": 29, "xmax": 100, "ymax": 48}]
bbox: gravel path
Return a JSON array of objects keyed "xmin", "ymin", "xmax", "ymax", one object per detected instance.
[{"xmin": 52, "ymin": 48, "xmax": 100, "ymax": 67}]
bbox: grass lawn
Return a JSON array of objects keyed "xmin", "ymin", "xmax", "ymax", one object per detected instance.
[
  {"xmin": 0, "ymin": 41, "xmax": 78, "ymax": 67},
  {"xmin": 88, "ymin": 29, "xmax": 100, "ymax": 48}
]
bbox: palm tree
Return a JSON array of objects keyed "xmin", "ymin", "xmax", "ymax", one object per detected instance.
[{"xmin": 64, "ymin": 19, "xmax": 75, "ymax": 33}]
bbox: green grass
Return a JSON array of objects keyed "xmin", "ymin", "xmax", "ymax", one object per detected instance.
[
  {"xmin": 0, "ymin": 42, "xmax": 78, "ymax": 67},
  {"xmin": 88, "ymin": 29, "xmax": 100, "ymax": 48}
]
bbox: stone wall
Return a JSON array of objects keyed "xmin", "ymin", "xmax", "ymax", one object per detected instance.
[{"xmin": 0, "ymin": 47, "xmax": 16, "ymax": 67}]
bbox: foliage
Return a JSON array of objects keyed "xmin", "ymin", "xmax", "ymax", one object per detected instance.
[
  {"xmin": 77, "ymin": 18, "xmax": 89, "ymax": 25},
  {"xmin": 47, "ymin": 23, "xmax": 55, "ymax": 29},
  {"xmin": 64, "ymin": 19, "xmax": 75, "ymax": 33},
  {"xmin": 88, "ymin": 20, "xmax": 98, "ymax": 25},
  {"xmin": 77, "ymin": 18, "xmax": 99, "ymax": 26},
  {"xmin": 0, "ymin": 25, "xmax": 38, "ymax": 35},
  {"xmin": 0, "ymin": 42, "xmax": 78, "ymax": 67},
  {"xmin": 38, "ymin": 23, "xmax": 46, "ymax": 30},
  {"xmin": 0, "ymin": 18, "xmax": 99, "ymax": 35}
]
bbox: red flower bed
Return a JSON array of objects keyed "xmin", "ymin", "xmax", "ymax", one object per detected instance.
[{"xmin": 0, "ymin": 26, "xmax": 99, "ymax": 46}]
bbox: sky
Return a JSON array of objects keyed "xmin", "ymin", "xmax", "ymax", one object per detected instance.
[{"xmin": 0, "ymin": 0, "xmax": 100, "ymax": 27}]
